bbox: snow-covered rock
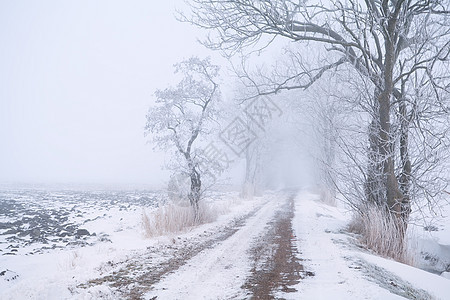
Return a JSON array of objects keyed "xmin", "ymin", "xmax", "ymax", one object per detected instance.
[{"xmin": 441, "ymin": 271, "xmax": 450, "ymax": 279}]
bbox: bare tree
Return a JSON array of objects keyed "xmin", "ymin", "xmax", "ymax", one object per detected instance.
[
  {"xmin": 184, "ymin": 0, "xmax": 450, "ymax": 242},
  {"xmin": 241, "ymin": 122, "xmax": 263, "ymax": 198},
  {"xmin": 145, "ymin": 57, "xmax": 221, "ymax": 219},
  {"xmin": 308, "ymin": 92, "xmax": 340, "ymax": 204}
]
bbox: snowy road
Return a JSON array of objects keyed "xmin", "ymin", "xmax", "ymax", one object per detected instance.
[
  {"xmin": 2, "ymin": 190, "xmax": 450, "ymax": 299},
  {"xmin": 146, "ymin": 192, "xmax": 300, "ymax": 300},
  {"xmin": 143, "ymin": 191, "xmax": 450, "ymax": 300}
]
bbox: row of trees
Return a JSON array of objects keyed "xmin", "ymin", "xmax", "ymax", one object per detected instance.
[
  {"xmin": 188, "ymin": 0, "xmax": 449, "ymax": 252},
  {"xmin": 147, "ymin": 0, "xmax": 449, "ymax": 256}
]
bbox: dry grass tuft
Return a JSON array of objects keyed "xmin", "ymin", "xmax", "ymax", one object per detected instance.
[
  {"xmin": 141, "ymin": 202, "xmax": 220, "ymax": 237},
  {"xmin": 349, "ymin": 204, "xmax": 414, "ymax": 265}
]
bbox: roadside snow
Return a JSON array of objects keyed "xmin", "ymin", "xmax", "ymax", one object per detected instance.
[
  {"xmin": 410, "ymin": 200, "xmax": 450, "ymax": 277},
  {"xmin": 359, "ymin": 252, "xmax": 450, "ymax": 299},
  {"xmin": 291, "ymin": 191, "xmax": 449, "ymax": 300},
  {"xmin": 289, "ymin": 192, "xmax": 404, "ymax": 299}
]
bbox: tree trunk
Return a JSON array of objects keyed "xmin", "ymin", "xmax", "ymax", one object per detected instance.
[
  {"xmin": 366, "ymin": 93, "xmax": 385, "ymax": 206},
  {"xmin": 381, "ymin": 17, "xmax": 404, "ymax": 219},
  {"xmin": 378, "ymin": 90, "xmax": 403, "ymax": 214},
  {"xmin": 375, "ymin": 16, "xmax": 407, "ymax": 249},
  {"xmin": 321, "ymin": 114, "xmax": 336, "ymax": 204},
  {"xmin": 241, "ymin": 139, "xmax": 261, "ymax": 199},
  {"xmin": 399, "ymin": 96, "xmax": 412, "ymax": 225},
  {"xmin": 188, "ymin": 167, "xmax": 202, "ymax": 221}
]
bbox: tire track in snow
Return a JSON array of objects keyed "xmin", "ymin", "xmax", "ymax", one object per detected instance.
[
  {"xmin": 145, "ymin": 193, "xmax": 289, "ymax": 300},
  {"xmin": 77, "ymin": 196, "xmax": 276, "ymax": 299}
]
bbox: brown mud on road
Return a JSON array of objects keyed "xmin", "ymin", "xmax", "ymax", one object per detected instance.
[{"xmin": 243, "ymin": 193, "xmax": 314, "ymax": 299}]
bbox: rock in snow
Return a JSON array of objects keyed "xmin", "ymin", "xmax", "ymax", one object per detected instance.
[
  {"xmin": 0, "ymin": 270, "xmax": 19, "ymax": 282},
  {"xmin": 76, "ymin": 229, "xmax": 90, "ymax": 236}
]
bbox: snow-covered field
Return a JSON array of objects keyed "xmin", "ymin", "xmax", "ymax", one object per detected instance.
[
  {"xmin": 0, "ymin": 190, "xmax": 160, "ymax": 255},
  {"xmin": 1, "ymin": 189, "xmax": 449, "ymax": 299},
  {"xmin": 0, "ymin": 189, "xmax": 163, "ymax": 298}
]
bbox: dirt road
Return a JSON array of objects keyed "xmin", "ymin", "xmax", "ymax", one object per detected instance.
[{"xmin": 80, "ymin": 192, "xmax": 312, "ymax": 299}]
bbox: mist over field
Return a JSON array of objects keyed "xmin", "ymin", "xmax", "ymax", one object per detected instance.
[
  {"xmin": 1, "ymin": 1, "xmax": 449, "ymax": 299},
  {"xmin": 0, "ymin": 1, "xmax": 212, "ymax": 187}
]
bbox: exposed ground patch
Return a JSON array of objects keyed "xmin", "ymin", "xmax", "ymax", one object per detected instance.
[{"xmin": 243, "ymin": 193, "xmax": 314, "ymax": 299}]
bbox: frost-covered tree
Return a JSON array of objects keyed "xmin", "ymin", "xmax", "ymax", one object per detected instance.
[
  {"xmin": 184, "ymin": 0, "xmax": 450, "ymax": 251},
  {"xmin": 145, "ymin": 57, "xmax": 221, "ymax": 219},
  {"xmin": 241, "ymin": 114, "xmax": 263, "ymax": 199}
]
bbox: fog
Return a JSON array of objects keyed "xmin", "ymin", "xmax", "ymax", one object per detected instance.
[
  {"xmin": 0, "ymin": 1, "xmax": 213, "ymax": 187},
  {"xmin": 0, "ymin": 0, "xmax": 314, "ymax": 189}
]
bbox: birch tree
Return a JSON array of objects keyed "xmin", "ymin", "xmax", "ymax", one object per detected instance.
[{"xmin": 145, "ymin": 57, "xmax": 221, "ymax": 219}]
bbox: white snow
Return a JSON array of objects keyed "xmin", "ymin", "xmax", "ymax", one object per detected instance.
[
  {"xmin": 1, "ymin": 189, "xmax": 450, "ymax": 299},
  {"xmin": 289, "ymin": 191, "xmax": 405, "ymax": 299},
  {"xmin": 360, "ymin": 252, "xmax": 450, "ymax": 300},
  {"xmin": 288, "ymin": 191, "xmax": 450, "ymax": 300},
  {"xmin": 409, "ymin": 200, "xmax": 450, "ymax": 278},
  {"xmin": 0, "ymin": 205, "xmax": 148, "ymax": 300}
]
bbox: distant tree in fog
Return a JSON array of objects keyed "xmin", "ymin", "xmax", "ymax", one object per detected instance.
[{"xmin": 145, "ymin": 57, "xmax": 221, "ymax": 220}]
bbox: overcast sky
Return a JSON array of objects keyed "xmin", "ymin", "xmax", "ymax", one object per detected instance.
[{"xmin": 0, "ymin": 0, "xmax": 218, "ymax": 188}]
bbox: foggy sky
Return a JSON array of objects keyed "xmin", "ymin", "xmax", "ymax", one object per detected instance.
[{"xmin": 0, "ymin": 0, "xmax": 215, "ymax": 187}]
